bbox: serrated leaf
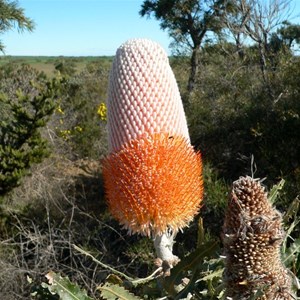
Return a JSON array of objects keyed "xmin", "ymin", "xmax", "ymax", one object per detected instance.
[
  {"xmin": 174, "ymin": 267, "xmax": 201, "ymax": 300},
  {"xmin": 106, "ymin": 274, "xmax": 124, "ymax": 285},
  {"xmin": 283, "ymin": 197, "xmax": 300, "ymax": 224},
  {"xmin": 163, "ymin": 241, "xmax": 219, "ymax": 295},
  {"xmin": 283, "ymin": 237, "xmax": 300, "ymax": 266},
  {"xmin": 282, "ymin": 217, "xmax": 300, "ymax": 253},
  {"xmin": 43, "ymin": 271, "xmax": 93, "ymax": 300},
  {"xmin": 97, "ymin": 283, "xmax": 142, "ymax": 300},
  {"xmin": 200, "ymin": 267, "xmax": 224, "ymax": 282},
  {"xmin": 268, "ymin": 179, "xmax": 285, "ymax": 204},
  {"xmin": 175, "ymin": 261, "xmax": 224, "ymax": 299}
]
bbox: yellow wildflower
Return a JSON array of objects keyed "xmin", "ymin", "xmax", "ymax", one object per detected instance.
[
  {"xmin": 59, "ymin": 129, "xmax": 71, "ymax": 140},
  {"xmin": 97, "ymin": 102, "xmax": 107, "ymax": 121},
  {"xmin": 56, "ymin": 105, "xmax": 65, "ymax": 115},
  {"xmin": 74, "ymin": 126, "xmax": 83, "ymax": 132}
]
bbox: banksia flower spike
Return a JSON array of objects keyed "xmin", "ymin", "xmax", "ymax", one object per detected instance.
[
  {"xmin": 103, "ymin": 39, "xmax": 203, "ymax": 268},
  {"xmin": 222, "ymin": 176, "xmax": 292, "ymax": 300}
]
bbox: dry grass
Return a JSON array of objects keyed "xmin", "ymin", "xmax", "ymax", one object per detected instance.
[{"xmin": 0, "ymin": 156, "xmax": 154, "ymax": 299}]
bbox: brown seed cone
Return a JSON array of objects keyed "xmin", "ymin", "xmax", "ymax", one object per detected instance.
[{"xmin": 222, "ymin": 176, "xmax": 292, "ymax": 300}]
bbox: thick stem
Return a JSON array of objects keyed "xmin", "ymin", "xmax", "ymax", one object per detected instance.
[
  {"xmin": 153, "ymin": 232, "xmax": 176, "ymax": 261},
  {"xmin": 153, "ymin": 232, "xmax": 179, "ymax": 276}
]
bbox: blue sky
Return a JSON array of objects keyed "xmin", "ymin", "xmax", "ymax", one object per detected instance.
[
  {"xmin": 2, "ymin": 0, "xmax": 172, "ymax": 56},
  {"xmin": 1, "ymin": 0, "xmax": 300, "ymax": 56}
]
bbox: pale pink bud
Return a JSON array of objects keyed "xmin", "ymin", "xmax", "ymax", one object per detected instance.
[{"xmin": 107, "ymin": 38, "xmax": 190, "ymax": 153}]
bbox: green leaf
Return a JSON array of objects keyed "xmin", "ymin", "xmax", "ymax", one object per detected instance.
[
  {"xmin": 200, "ymin": 267, "xmax": 224, "ymax": 282},
  {"xmin": 283, "ymin": 197, "xmax": 300, "ymax": 224},
  {"xmin": 97, "ymin": 283, "xmax": 142, "ymax": 300},
  {"xmin": 283, "ymin": 237, "xmax": 300, "ymax": 267},
  {"xmin": 268, "ymin": 178, "xmax": 285, "ymax": 204},
  {"xmin": 43, "ymin": 271, "xmax": 93, "ymax": 300},
  {"xmin": 197, "ymin": 217, "xmax": 205, "ymax": 248},
  {"xmin": 174, "ymin": 267, "xmax": 201, "ymax": 300},
  {"xmin": 175, "ymin": 259, "xmax": 224, "ymax": 299},
  {"xmin": 282, "ymin": 218, "xmax": 300, "ymax": 254},
  {"xmin": 249, "ymin": 286, "xmax": 268, "ymax": 300},
  {"xmin": 163, "ymin": 241, "xmax": 219, "ymax": 295},
  {"xmin": 282, "ymin": 198, "xmax": 300, "ymax": 253}
]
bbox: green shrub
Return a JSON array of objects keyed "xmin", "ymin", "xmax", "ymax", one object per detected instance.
[
  {"xmin": 51, "ymin": 62, "xmax": 110, "ymax": 159},
  {"xmin": 0, "ymin": 65, "xmax": 61, "ymax": 197}
]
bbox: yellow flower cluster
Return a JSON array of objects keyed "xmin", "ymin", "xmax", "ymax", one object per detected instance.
[
  {"xmin": 58, "ymin": 126, "xmax": 83, "ymax": 141},
  {"xmin": 55, "ymin": 104, "xmax": 84, "ymax": 140},
  {"xmin": 74, "ymin": 126, "xmax": 83, "ymax": 132},
  {"xmin": 59, "ymin": 129, "xmax": 71, "ymax": 140},
  {"xmin": 97, "ymin": 102, "xmax": 107, "ymax": 121},
  {"xmin": 56, "ymin": 105, "xmax": 65, "ymax": 115}
]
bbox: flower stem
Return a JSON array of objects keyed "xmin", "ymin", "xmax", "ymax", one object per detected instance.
[{"xmin": 153, "ymin": 232, "xmax": 180, "ymax": 276}]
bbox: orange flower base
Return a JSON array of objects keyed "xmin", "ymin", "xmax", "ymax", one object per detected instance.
[{"xmin": 102, "ymin": 133, "xmax": 203, "ymax": 236}]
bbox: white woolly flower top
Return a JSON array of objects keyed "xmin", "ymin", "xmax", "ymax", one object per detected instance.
[{"xmin": 106, "ymin": 38, "xmax": 190, "ymax": 153}]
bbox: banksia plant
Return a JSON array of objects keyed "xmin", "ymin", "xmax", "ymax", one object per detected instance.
[
  {"xmin": 102, "ymin": 39, "xmax": 203, "ymax": 269},
  {"xmin": 222, "ymin": 176, "xmax": 293, "ymax": 299}
]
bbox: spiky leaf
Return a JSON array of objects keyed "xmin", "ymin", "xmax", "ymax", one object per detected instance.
[
  {"xmin": 283, "ymin": 237, "xmax": 300, "ymax": 268},
  {"xmin": 163, "ymin": 241, "xmax": 218, "ymax": 295},
  {"xmin": 283, "ymin": 197, "xmax": 300, "ymax": 224},
  {"xmin": 268, "ymin": 178, "xmax": 285, "ymax": 204},
  {"xmin": 97, "ymin": 283, "xmax": 141, "ymax": 300},
  {"xmin": 43, "ymin": 271, "xmax": 93, "ymax": 300}
]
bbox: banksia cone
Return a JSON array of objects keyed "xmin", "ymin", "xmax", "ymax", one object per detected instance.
[
  {"xmin": 222, "ymin": 176, "xmax": 292, "ymax": 300},
  {"xmin": 102, "ymin": 39, "xmax": 203, "ymax": 238}
]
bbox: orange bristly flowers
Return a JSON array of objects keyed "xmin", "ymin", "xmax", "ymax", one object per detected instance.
[
  {"xmin": 103, "ymin": 39, "xmax": 203, "ymax": 237},
  {"xmin": 103, "ymin": 133, "xmax": 202, "ymax": 236}
]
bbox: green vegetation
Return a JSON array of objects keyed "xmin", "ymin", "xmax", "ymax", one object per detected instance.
[
  {"xmin": 0, "ymin": 47, "xmax": 298, "ymax": 299},
  {"xmin": 0, "ymin": 65, "xmax": 60, "ymax": 196},
  {"xmin": 0, "ymin": 56, "xmax": 113, "ymax": 76},
  {"xmin": 0, "ymin": 0, "xmax": 299, "ymax": 299}
]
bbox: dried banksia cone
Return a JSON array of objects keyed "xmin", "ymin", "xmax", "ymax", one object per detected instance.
[
  {"xmin": 222, "ymin": 176, "xmax": 292, "ymax": 300},
  {"xmin": 102, "ymin": 39, "xmax": 203, "ymax": 266}
]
